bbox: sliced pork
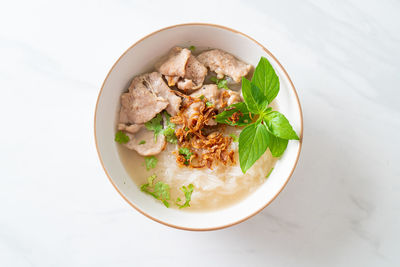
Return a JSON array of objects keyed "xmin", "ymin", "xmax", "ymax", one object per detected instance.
[
  {"xmin": 119, "ymin": 71, "xmax": 181, "ymax": 127},
  {"xmin": 117, "ymin": 123, "xmax": 143, "ymax": 134},
  {"xmin": 197, "ymin": 49, "xmax": 251, "ymax": 83},
  {"xmin": 156, "ymin": 47, "xmax": 207, "ymax": 91},
  {"xmin": 119, "ymin": 83, "xmax": 168, "ymax": 125},
  {"xmin": 190, "ymin": 84, "xmax": 242, "ymax": 111},
  {"xmin": 118, "ymin": 71, "xmax": 182, "ymax": 155},
  {"xmin": 176, "ymin": 55, "xmax": 207, "ymax": 91},
  {"xmin": 132, "ymin": 72, "xmax": 182, "ymax": 116},
  {"xmin": 124, "ymin": 127, "xmax": 166, "ymax": 156},
  {"xmin": 156, "ymin": 47, "xmax": 191, "ymax": 78}
]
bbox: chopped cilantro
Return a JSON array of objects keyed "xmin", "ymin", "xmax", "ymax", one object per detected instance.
[
  {"xmin": 154, "ymin": 182, "xmax": 171, "ymax": 205},
  {"xmin": 179, "ymin": 147, "xmax": 193, "ymax": 165},
  {"xmin": 184, "ymin": 127, "xmax": 189, "ymax": 131},
  {"xmin": 188, "ymin": 45, "xmax": 196, "ymax": 52},
  {"xmin": 217, "ymin": 79, "xmax": 228, "ymax": 89},
  {"xmin": 176, "ymin": 184, "xmax": 194, "ymax": 209},
  {"xmin": 114, "ymin": 130, "xmax": 130, "ymax": 144},
  {"xmin": 163, "ymin": 111, "xmax": 175, "ymax": 129},
  {"xmin": 229, "ymin": 134, "xmax": 238, "ymax": 142},
  {"xmin": 147, "ymin": 174, "xmax": 156, "ymax": 185},
  {"xmin": 145, "ymin": 113, "xmax": 163, "ymax": 141},
  {"xmin": 210, "ymin": 76, "xmax": 218, "ymax": 83},
  {"xmin": 199, "ymin": 95, "xmax": 205, "ymax": 100},
  {"xmin": 206, "ymin": 101, "xmax": 213, "ymax": 107},
  {"xmin": 140, "ymin": 174, "xmax": 171, "ymax": 207},
  {"xmin": 145, "ymin": 156, "xmax": 158, "ymax": 171},
  {"xmin": 139, "ymin": 140, "xmax": 146, "ymax": 145},
  {"xmin": 162, "ymin": 112, "xmax": 177, "ymax": 144},
  {"xmin": 163, "ymin": 127, "xmax": 177, "ymax": 144},
  {"xmin": 211, "ymin": 76, "xmax": 229, "ymax": 90},
  {"xmin": 266, "ymin": 167, "xmax": 274, "ymax": 179}
]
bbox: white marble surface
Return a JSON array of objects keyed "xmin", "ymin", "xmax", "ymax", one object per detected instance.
[{"xmin": 1, "ymin": 0, "xmax": 399, "ymax": 266}]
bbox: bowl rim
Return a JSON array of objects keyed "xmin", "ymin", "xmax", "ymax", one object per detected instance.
[{"xmin": 94, "ymin": 22, "xmax": 303, "ymax": 231}]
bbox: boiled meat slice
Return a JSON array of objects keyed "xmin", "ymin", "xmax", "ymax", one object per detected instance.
[
  {"xmin": 190, "ymin": 84, "xmax": 242, "ymax": 111},
  {"xmin": 124, "ymin": 127, "xmax": 166, "ymax": 156},
  {"xmin": 119, "ymin": 82, "xmax": 168, "ymax": 125},
  {"xmin": 197, "ymin": 49, "xmax": 251, "ymax": 83},
  {"xmin": 156, "ymin": 47, "xmax": 207, "ymax": 91}
]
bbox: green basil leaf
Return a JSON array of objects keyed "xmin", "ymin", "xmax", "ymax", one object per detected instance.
[
  {"xmin": 263, "ymin": 111, "xmax": 299, "ymax": 140},
  {"xmin": 215, "ymin": 102, "xmax": 251, "ymax": 126},
  {"xmin": 268, "ymin": 132, "xmax": 288, "ymax": 157},
  {"xmin": 252, "ymin": 57, "xmax": 280, "ymax": 103},
  {"xmin": 229, "ymin": 134, "xmax": 238, "ymax": 142},
  {"xmin": 242, "ymin": 77, "xmax": 268, "ymax": 114},
  {"xmin": 239, "ymin": 121, "xmax": 270, "ymax": 173}
]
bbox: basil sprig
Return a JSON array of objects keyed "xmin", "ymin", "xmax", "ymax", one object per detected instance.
[{"xmin": 215, "ymin": 57, "xmax": 299, "ymax": 173}]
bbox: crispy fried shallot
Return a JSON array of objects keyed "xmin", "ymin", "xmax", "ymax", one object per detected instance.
[{"xmin": 170, "ymin": 96, "xmax": 235, "ymax": 169}]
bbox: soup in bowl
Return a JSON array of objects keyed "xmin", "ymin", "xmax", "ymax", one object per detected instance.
[{"xmin": 95, "ymin": 23, "xmax": 303, "ymax": 230}]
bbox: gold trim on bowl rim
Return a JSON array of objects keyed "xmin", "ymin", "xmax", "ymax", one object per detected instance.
[{"xmin": 94, "ymin": 23, "xmax": 303, "ymax": 231}]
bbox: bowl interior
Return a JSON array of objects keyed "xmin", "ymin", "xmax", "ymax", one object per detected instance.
[{"xmin": 95, "ymin": 24, "xmax": 302, "ymax": 230}]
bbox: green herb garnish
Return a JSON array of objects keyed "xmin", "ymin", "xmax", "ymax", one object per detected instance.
[
  {"xmin": 176, "ymin": 184, "xmax": 194, "ymax": 209},
  {"xmin": 229, "ymin": 134, "xmax": 238, "ymax": 142},
  {"xmin": 238, "ymin": 121, "xmax": 270, "ymax": 173},
  {"xmin": 266, "ymin": 167, "xmax": 274, "ymax": 179},
  {"xmin": 189, "ymin": 45, "xmax": 196, "ymax": 52},
  {"xmin": 145, "ymin": 156, "xmax": 158, "ymax": 171},
  {"xmin": 161, "ymin": 111, "xmax": 177, "ymax": 144},
  {"xmin": 114, "ymin": 130, "xmax": 130, "ymax": 144},
  {"xmin": 268, "ymin": 135, "xmax": 288, "ymax": 157},
  {"xmin": 211, "ymin": 76, "xmax": 229, "ymax": 90},
  {"xmin": 139, "ymin": 140, "xmax": 146, "ymax": 145},
  {"xmin": 215, "ymin": 102, "xmax": 252, "ymax": 126},
  {"xmin": 163, "ymin": 128, "xmax": 177, "ymax": 144},
  {"xmin": 263, "ymin": 111, "xmax": 299, "ymax": 140},
  {"xmin": 141, "ymin": 174, "xmax": 170, "ymax": 207},
  {"xmin": 199, "ymin": 95, "xmax": 205, "ymax": 100},
  {"xmin": 179, "ymin": 147, "xmax": 193, "ymax": 165},
  {"xmin": 145, "ymin": 113, "xmax": 163, "ymax": 141},
  {"xmin": 206, "ymin": 101, "xmax": 213, "ymax": 107},
  {"xmin": 218, "ymin": 57, "xmax": 299, "ymax": 173}
]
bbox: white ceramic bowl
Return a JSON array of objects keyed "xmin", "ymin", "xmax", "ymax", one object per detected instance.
[{"xmin": 95, "ymin": 23, "xmax": 303, "ymax": 231}]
